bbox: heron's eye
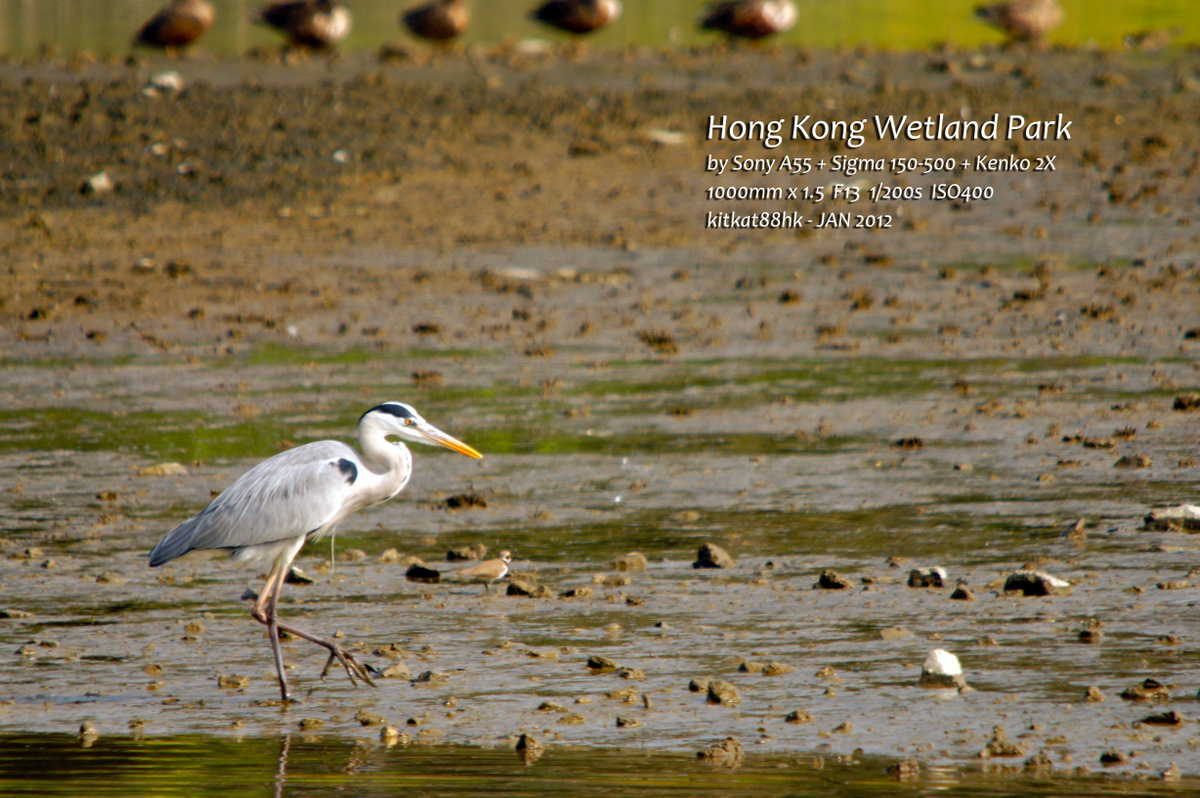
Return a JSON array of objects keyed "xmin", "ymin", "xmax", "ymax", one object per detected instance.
[{"xmin": 406, "ymin": 419, "xmax": 416, "ymax": 426}]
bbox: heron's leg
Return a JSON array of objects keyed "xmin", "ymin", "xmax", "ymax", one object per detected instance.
[
  {"xmin": 252, "ymin": 563, "xmax": 294, "ymax": 702},
  {"xmin": 273, "ymin": 617, "xmax": 376, "ymax": 688}
]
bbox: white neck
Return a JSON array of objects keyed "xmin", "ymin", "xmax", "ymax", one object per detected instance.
[{"xmin": 353, "ymin": 417, "xmax": 414, "ymax": 509}]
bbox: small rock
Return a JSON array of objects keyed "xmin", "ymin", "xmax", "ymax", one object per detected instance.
[
  {"xmin": 1139, "ymin": 710, "xmax": 1184, "ymax": 726},
  {"xmin": 596, "ymin": 573, "xmax": 631, "ymax": 587},
  {"xmin": 950, "ymin": 584, "xmax": 975, "ymax": 600},
  {"xmin": 298, "ymin": 717, "xmax": 323, "ymax": 731},
  {"xmin": 587, "ymin": 655, "xmax": 618, "ymax": 674},
  {"xmin": 907, "ymin": 567, "xmax": 945, "ymax": 587},
  {"xmin": 139, "ymin": 462, "xmax": 188, "ymax": 477},
  {"xmin": 1161, "ymin": 763, "xmax": 1182, "ymax": 781},
  {"xmin": 698, "ymin": 737, "xmax": 744, "ymax": 768},
  {"xmin": 1003, "ymin": 570, "xmax": 1072, "ymax": 596},
  {"xmin": 446, "ymin": 544, "xmax": 487, "ymax": 561},
  {"xmin": 763, "ymin": 661, "xmax": 794, "ymax": 676},
  {"xmin": 441, "ymin": 493, "xmax": 487, "ymax": 510},
  {"xmin": 285, "ymin": 566, "xmax": 315, "ymax": 584},
  {"xmin": 1172, "ymin": 393, "xmax": 1200, "ymax": 411},
  {"xmin": 831, "ymin": 721, "xmax": 852, "ymax": 734},
  {"xmin": 515, "ymin": 733, "xmax": 545, "ymax": 765},
  {"xmin": 918, "ymin": 649, "xmax": 967, "ymax": 689},
  {"xmin": 1099, "ymin": 749, "xmax": 1128, "ymax": 766},
  {"xmin": 879, "ymin": 626, "xmax": 914, "ymax": 641},
  {"xmin": 706, "ymin": 680, "xmax": 740, "ymax": 706},
  {"xmin": 0, "ymin": 609, "xmax": 33, "ymax": 619},
  {"xmin": 217, "ymin": 674, "xmax": 248, "ymax": 690},
  {"xmin": 405, "ymin": 563, "xmax": 441, "ymax": 583},
  {"xmin": 615, "ymin": 716, "xmax": 641, "ymax": 728},
  {"xmin": 559, "ymin": 586, "xmax": 593, "ymax": 599},
  {"xmin": 411, "ymin": 670, "xmax": 449, "ymax": 686},
  {"xmin": 738, "ymin": 660, "xmax": 765, "ymax": 674},
  {"xmin": 1083, "ymin": 685, "xmax": 1106, "ymax": 702},
  {"xmin": 1114, "ymin": 454, "xmax": 1151, "ymax": 469},
  {"xmin": 380, "ymin": 726, "xmax": 411, "ymax": 746},
  {"xmin": 355, "ymin": 710, "xmax": 387, "ymax": 726},
  {"xmin": 80, "ymin": 171, "xmax": 115, "ymax": 196},
  {"xmin": 1078, "ymin": 629, "xmax": 1103, "ymax": 644},
  {"xmin": 378, "ymin": 548, "xmax": 403, "ymax": 563},
  {"xmin": 147, "ymin": 70, "xmax": 184, "ymax": 93},
  {"xmin": 979, "ymin": 725, "xmax": 1024, "ymax": 758},
  {"xmin": 507, "ymin": 577, "xmax": 552, "ymax": 598},
  {"xmin": 688, "ymin": 677, "xmax": 710, "ymax": 692},
  {"xmin": 784, "ymin": 710, "xmax": 813, "ymax": 724},
  {"xmin": 693, "ymin": 542, "xmax": 735, "ymax": 569},
  {"xmin": 1120, "ymin": 678, "xmax": 1170, "ymax": 701},
  {"xmin": 815, "ymin": 570, "xmax": 853, "ymax": 589},
  {"xmin": 1024, "ymin": 751, "xmax": 1054, "ymax": 772},
  {"xmin": 616, "ymin": 667, "xmax": 645, "ymax": 680},
  {"xmin": 609, "ymin": 552, "xmax": 647, "ymax": 571},
  {"xmin": 78, "ymin": 722, "xmax": 99, "ymax": 742},
  {"xmin": 379, "ymin": 662, "xmax": 412, "ymax": 679},
  {"xmin": 557, "ymin": 713, "xmax": 586, "ymax": 725},
  {"xmin": 1062, "ymin": 518, "xmax": 1087, "ymax": 540},
  {"xmin": 1142, "ymin": 505, "xmax": 1200, "ymax": 532},
  {"xmin": 886, "ymin": 758, "xmax": 920, "ymax": 780}
]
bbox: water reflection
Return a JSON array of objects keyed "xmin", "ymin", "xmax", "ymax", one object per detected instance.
[
  {"xmin": 0, "ymin": 0, "xmax": 1196, "ymax": 58},
  {"xmin": 0, "ymin": 733, "xmax": 1196, "ymax": 797}
]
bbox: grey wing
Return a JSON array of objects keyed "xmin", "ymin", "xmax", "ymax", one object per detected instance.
[{"xmin": 148, "ymin": 441, "xmax": 360, "ymax": 566}]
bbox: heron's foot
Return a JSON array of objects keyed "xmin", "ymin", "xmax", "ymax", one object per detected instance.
[{"xmin": 318, "ymin": 645, "xmax": 377, "ymax": 688}]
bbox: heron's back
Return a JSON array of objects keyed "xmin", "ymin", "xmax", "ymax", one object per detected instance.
[{"xmin": 149, "ymin": 440, "xmax": 359, "ymax": 567}]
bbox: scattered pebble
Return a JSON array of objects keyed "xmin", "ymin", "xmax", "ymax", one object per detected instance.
[
  {"xmin": 784, "ymin": 710, "xmax": 813, "ymax": 724},
  {"xmin": 879, "ymin": 626, "xmax": 914, "ymax": 641},
  {"xmin": 1003, "ymin": 570, "xmax": 1071, "ymax": 596},
  {"xmin": 587, "ymin": 655, "xmax": 618, "ymax": 674},
  {"xmin": 979, "ymin": 725, "xmax": 1024, "ymax": 758},
  {"xmin": 80, "ymin": 171, "xmax": 115, "ymax": 196},
  {"xmin": 698, "ymin": 737, "xmax": 744, "ymax": 768},
  {"xmin": 907, "ymin": 567, "xmax": 946, "ymax": 588},
  {"xmin": 706, "ymin": 680, "xmax": 740, "ymax": 706},
  {"xmin": 918, "ymin": 649, "xmax": 967, "ymax": 689},
  {"xmin": 355, "ymin": 710, "xmax": 387, "ymax": 726},
  {"xmin": 1120, "ymin": 678, "xmax": 1170, "ymax": 701},
  {"xmin": 609, "ymin": 552, "xmax": 647, "ymax": 571},
  {"xmin": 1099, "ymin": 749, "xmax": 1129, "ymax": 766},
  {"xmin": 515, "ymin": 733, "xmax": 545, "ymax": 765},
  {"xmin": 1142, "ymin": 504, "xmax": 1200, "ymax": 532},
  {"xmin": 138, "ymin": 462, "xmax": 188, "ymax": 477},
  {"xmin": 1083, "ymin": 685, "xmax": 1106, "ymax": 702},
  {"xmin": 693, "ymin": 543, "xmax": 734, "ymax": 569},
  {"xmin": 815, "ymin": 570, "xmax": 853, "ymax": 590}
]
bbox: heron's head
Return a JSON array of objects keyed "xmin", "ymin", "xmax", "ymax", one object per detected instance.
[{"xmin": 360, "ymin": 402, "xmax": 482, "ymax": 459}]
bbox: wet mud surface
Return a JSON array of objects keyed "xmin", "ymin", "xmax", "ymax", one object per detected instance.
[{"xmin": 2, "ymin": 45, "xmax": 1200, "ymax": 785}]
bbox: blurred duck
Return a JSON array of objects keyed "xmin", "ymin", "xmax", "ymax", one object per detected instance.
[
  {"xmin": 133, "ymin": 0, "xmax": 215, "ymax": 55},
  {"xmin": 974, "ymin": 0, "xmax": 1063, "ymax": 42},
  {"xmin": 256, "ymin": 0, "xmax": 352, "ymax": 49},
  {"xmin": 699, "ymin": 0, "xmax": 796, "ymax": 40},
  {"xmin": 403, "ymin": 0, "xmax": 470, "ymax": 42},
  {"xmin": 530, "ymin": 0, "xmax": 622, "ymax": 35}
]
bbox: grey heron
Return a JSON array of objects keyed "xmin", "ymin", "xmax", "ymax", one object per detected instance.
[{"xmin": 149, "ymin": 402, "xmax": 482, "ymax": 702}]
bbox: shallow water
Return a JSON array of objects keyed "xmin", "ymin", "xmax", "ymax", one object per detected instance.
[
  {"xmin": 5, "ymin": 733, "xmax": 1200, "ymax": 797},
  {"xmin": 2, "ymin": 0, "xmax": 1199, "ymax": 58},
  {"xmin": 3, "ymin": 253, "xmax": 1200, "ymax": 785}
]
